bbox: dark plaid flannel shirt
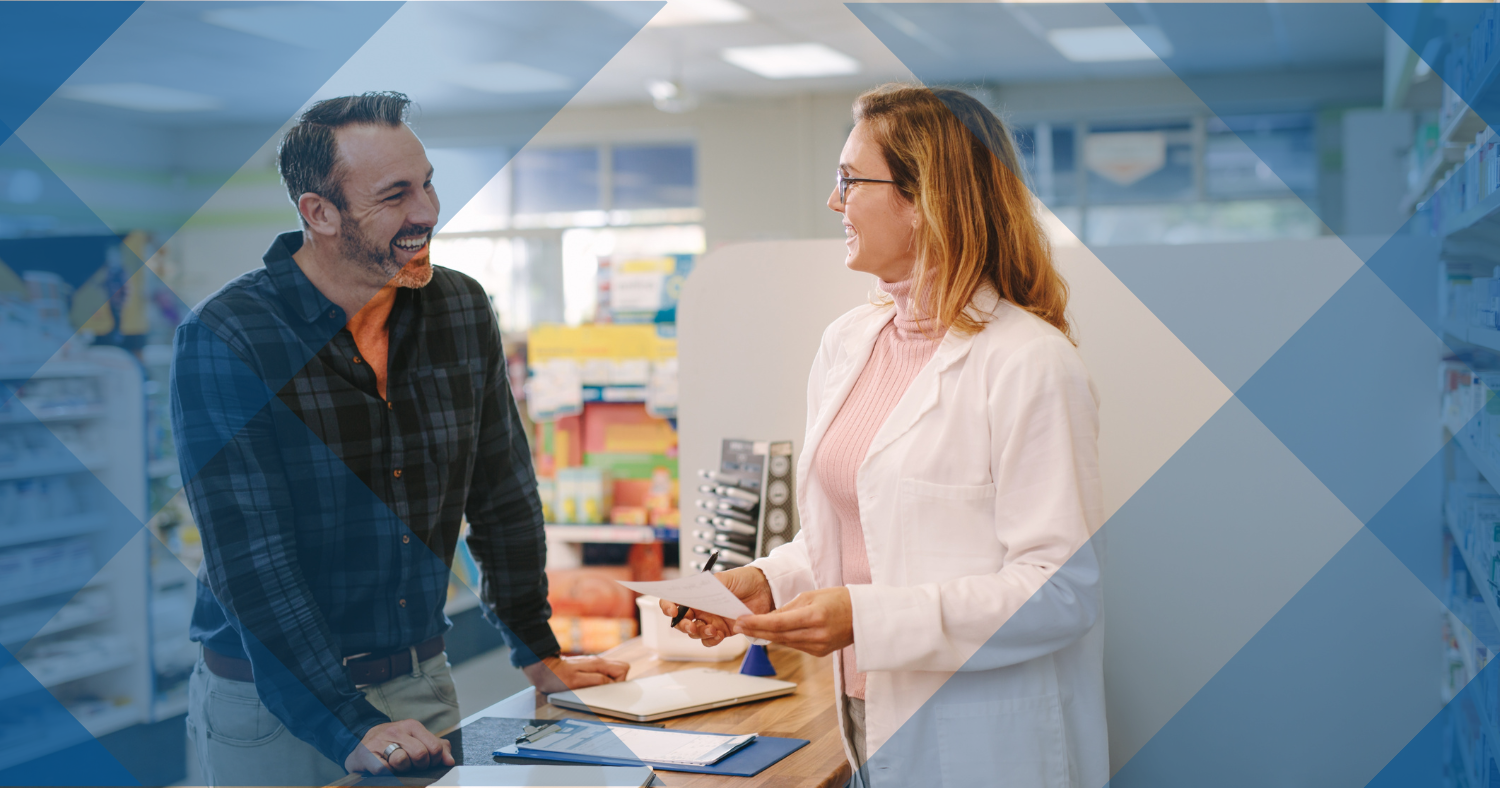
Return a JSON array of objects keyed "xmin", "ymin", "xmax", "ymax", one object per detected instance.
[{"xmin": 171, "ymin": 231, "xmax": 558, "ymax": 766}]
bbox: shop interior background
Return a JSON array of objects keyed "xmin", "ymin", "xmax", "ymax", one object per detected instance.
[{"xmin": 0, "ymin": 1, "xmax": 1467, "ymax": 786}]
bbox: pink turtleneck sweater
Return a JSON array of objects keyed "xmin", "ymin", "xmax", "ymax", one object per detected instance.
[{"xmin": 813, "ymin": 278, "xmax": 943, "ymax": 700}]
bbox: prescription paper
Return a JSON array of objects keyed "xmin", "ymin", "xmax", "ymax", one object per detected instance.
[{"xmin": 618, "ymin": 575, "xmax": 770, "ymax": 646}]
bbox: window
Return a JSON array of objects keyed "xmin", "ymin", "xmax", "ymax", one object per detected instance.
[
  {"xmin": 433, "ymin": 141, "xmax": 702, "ymax": 333},
  {"xmin": 513, "ymin": 148, "xmax": 600, "ymax": 214},
  {"xmin": 1085, "ymin": 120, "xmax": 1195, "ymax": 205},
  {"xmin": 1010, "ymin": 111, "xmax": 1323, "ymax": 246},
  {"xmin": 612, "ymin": 144, "xmax": 695, "ymax": 209},
  {"xmin": 1206, "ymin": 113, "xmax": 1317, "ymax": 200}
]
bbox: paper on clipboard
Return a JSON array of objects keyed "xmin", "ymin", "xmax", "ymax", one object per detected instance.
[{"xmin": 618, "ymin": 575, "xmax": 770, "ymax": 646}]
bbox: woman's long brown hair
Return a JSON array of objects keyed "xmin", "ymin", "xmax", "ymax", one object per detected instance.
[{"xmin": 854, "ymin": 83, "xmax": 1072, "ymax": 343}]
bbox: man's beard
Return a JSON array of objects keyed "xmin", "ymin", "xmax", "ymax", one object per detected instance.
[{"xmin": 340, "ymin": 216, "xmax": 433, "ymax": 289}]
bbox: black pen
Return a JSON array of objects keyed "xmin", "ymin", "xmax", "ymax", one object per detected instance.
[{"xmin": 669, "ymin": 549, "xmax": 721, "ymax": 628}]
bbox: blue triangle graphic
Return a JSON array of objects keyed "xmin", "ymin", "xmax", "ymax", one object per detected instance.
[
  {"xmin": 1110, "ymin": 528, "xmax": 1445, "ymax": 788},
  {"xmin": 0, "ymin": 2, "xmax": 141, "ymax": 143},
  {"xmin": 0, "ymin": 647, "xmax": 140, "ymax": 786}
]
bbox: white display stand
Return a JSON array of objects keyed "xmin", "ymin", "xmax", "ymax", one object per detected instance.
[{"xmin": 0, "ymin": 346, "xmax": 149, "ymax": 771}]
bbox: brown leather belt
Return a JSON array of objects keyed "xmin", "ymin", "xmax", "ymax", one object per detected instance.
[{"xmin": 203, "ymin": 635, "xmax": 445, "ymax": 687}]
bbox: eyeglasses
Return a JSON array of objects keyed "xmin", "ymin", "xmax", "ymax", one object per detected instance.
[{"xmin": 835, "ymin": 170, "xmax": 896, "ymax": 206}]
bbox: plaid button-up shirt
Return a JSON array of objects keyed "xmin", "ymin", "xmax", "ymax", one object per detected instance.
[{"xmin": 171, "ymin": 231, "xmax": 558, "ymax": 765}]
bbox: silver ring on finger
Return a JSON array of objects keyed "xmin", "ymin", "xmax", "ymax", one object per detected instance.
[{"xmin": 383, "ymin": 742, "xmax": 404, "ymax": 760}]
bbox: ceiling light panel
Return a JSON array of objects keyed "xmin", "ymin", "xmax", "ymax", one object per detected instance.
[
  {"xmin": 55, "ymin": 83, "xmax": 223, "ymax": 113},
  {"xmin": 450, "ymin": 62, "xmax": 574, "ymax": 94},
  {"xmin": 647, "ymin": 0, "xmax": 751, "ymax": 27},
  {"xmin": 721, "ymin": 44, "xmax": 861, "ymax": 79},
  {"xmin": 1047, "ymin": 25, "xmax": 1172, "ymax": 63}
]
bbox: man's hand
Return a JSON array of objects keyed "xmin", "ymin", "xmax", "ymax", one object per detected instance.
[
  {"xmin": 732, "ymin": 586, "xmax": 853, "ymax": 657},
  {"xmin": 345, "ymin": 719, "xmax": 454, "ymax": 774},
  {"xmin": 659, "ymin": 566, "xmax": 775, "ymax": 647},
  {"xmin": 522, "ymin": 654, "xmax": 630, "ymax": 694}
]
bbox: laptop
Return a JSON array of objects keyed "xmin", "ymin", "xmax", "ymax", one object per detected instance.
[{"xmin": 547, "ymin": 668, "xmax": 797, "ymax": 722}]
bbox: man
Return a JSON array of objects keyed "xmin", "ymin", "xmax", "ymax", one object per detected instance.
[{"xmin": 171, "ymin": 92, "xmax": 627, "ymax": 785}]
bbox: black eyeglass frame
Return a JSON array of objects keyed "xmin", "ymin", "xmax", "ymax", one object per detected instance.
[{"xmin": 835, "ymin": 170, "xmax": 897, "ymax": 205}]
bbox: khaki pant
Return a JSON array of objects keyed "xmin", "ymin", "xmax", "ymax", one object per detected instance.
[
  {"xmin": 185, "ymin": 650, "xmax": 462, "ymax": 786},
  {"xmin": 844, "ymin": 695, "xmax": 869, "ymax": 788}
]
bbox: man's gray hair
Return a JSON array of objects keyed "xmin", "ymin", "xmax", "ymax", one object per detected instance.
[{"xmin": 277, "ymin": 91, "xmax": 412, "ymax": 218}]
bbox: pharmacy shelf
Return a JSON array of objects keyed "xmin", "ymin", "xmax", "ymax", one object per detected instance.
[
  {"xmin": 1449, "ymin": 669, "xmax": 1500, "ymax": 785},
  {"xmin": 1402, "ymin": 145, "xmax": 1464, "ymax": 215},
  {"xmin": 1467, "ymin": 325, "xmax": 1500, "ymax": 354},
  {"xmin": 0, "ymin": 650, "xmax": 133, "ymax": 703},
  {"xmin": 0, "ymin": 404, "xmax": 105, "ymax": 425},
  {"xmin": 27, "ymin": 651, "xmax": 134, "ymax": 692},
  {"xmin": 1446, "ymin": 107, "xmax": 1490, "ymax": 150},
  {"xmin": 1440, "ymin": 184, "xmax": 1500, "ymax": 243},
  {"xmin": 147, "ymin": 458, "xmax": 176, "ymax": 479},
  {"xmin": 0, "ymin": 602, "xmax": 110, "ymax": 647},
  {"xmin": 0, "ymin": 362, "xmax": 108, "ymax": 382},
  {"xmin": 153, "ymin": 694, "xmax": 188, "ymax": 720},
  {"xmin": 0, "ymin": 514, "xmax": 111, "ymax": 550},
  {"xmin": 544, "ymin": 524, "xmax": 679, "ymax": 543},
  {"xmin": 1444, "ymin": 514, "xmax": 1500, "ymax": 638},
  {"xmin": 3, "ymin": 571, "xmax": 110, "ymax": 609},
  {"xmin": 0, "ymin": 701, "xmax": 141, "ymax": 772},
  {"xmin": 1454, "ymin": 699, "xmax": 1484, "ymax": 788},
  {"xmin": 1401, "ymin": 106, "xmax": 1484, "ymax": 213},
  {"xmin": 581, "ymin": 385, "xmax": 648, "ymax": 404},
  {"xmin": 0, "ymin": 453, "xmax": 107, "ymax": 482},
  {"xmin": 34, "ymin": 601, "xmax": 111, "ymax": 641},
  {"xmin": 1443, "ymin": 419, "xmax": 1500, "ymax": 635}
]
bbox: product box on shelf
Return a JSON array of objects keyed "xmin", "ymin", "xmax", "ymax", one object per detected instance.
[
  {"xmin": 534, "ymin": 414, "xmax": 582, "ymax": 480},
  {"xmin": 574, "ymin": 402, "xmax": 680, "ymax": 525},
  {"xmin": 545, "ymin": 565, "xmax": 639, "ymax": 655},
  {"xmin": 597, "ymin": 254, "xmax": 693, "ymax": 325},
  {"xmin": 526, "ymin": 324, "xmax": 679, "ymax": 421},
  {"xmin": 552, "ymin": 466, "xmax": 614, "ymax": 524}
]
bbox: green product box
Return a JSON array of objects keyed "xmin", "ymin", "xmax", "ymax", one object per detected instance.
[{"xmin": 583, "ymin": 452, "xmax": 678, "ymax": 480}]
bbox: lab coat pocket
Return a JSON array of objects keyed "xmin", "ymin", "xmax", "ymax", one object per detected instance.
[
  {"xmin": 936, "ymin": 695, "xmax": 1068, "ymax": 788},
  {"xmin": 899, "ymin": 479, "xmax": 1001, "ymax": 577}
]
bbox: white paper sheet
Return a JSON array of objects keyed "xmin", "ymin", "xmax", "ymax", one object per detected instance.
[
  {"xmin": 618, "ymin": 575, "xmax": 770, "ymax": 646},
  {"xmin": 521, "ymin": 722, "xmax": 753, "ymax": 766},
  {"xmin": 429, "ymin": 763, "xmax": 654, "ymax": 787}
]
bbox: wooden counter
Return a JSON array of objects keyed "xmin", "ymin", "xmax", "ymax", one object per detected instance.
[{"xmin": 332, "ymin": 639, "xmax": 850, "ymax": 788}]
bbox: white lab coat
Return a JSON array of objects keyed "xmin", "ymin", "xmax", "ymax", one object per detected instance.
[{"xmin": 748, "ymin": 288, "xmax": 1107, "ymax": 788}]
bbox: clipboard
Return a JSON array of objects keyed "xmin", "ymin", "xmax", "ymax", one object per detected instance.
[{"xmin": 494, "ymin": 719, "xmax": 809, "ymax": 777}]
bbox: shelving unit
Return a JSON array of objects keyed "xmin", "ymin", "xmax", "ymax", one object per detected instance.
[
  {"xmin": 0, "ymin": 347, "xmax": 150, "ymax": 773},
  {"xmin": 1422, "ymin": 13, "xmax": 1500, "ymax": 786},
  {"xmin": 544, "ymin": 523, "xmax": 679, "ymax": 544},
  {"xmin": 140, "ymin": 343, "xmax": 198, "ymax": 723}
]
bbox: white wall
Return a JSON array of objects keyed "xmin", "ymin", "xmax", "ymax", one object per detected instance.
[{"xmin": 676, "ymin": 239, "xmax": 873, "ymax": 558}]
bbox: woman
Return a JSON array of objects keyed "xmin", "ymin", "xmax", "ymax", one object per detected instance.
[{"xmin": 666, "ymin": 84, "xmax": 1105, "ymax": 787}]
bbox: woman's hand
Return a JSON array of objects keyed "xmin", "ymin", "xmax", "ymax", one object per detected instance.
[
  {"xmin": 732, "ymin": 586, "xmax": 853, "ymax": 657},
  {"xmin": 659, "ymin": 566, "xmax": 774, "ymax": 647}
]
